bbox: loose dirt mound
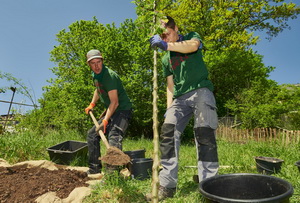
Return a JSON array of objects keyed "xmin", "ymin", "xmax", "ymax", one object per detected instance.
[
  {"xmin": 0, "ymin": 164, "xmax": 90, "ymax": 202},
  {"xmin": 100, "ymin": 146, "xmax": 131, "ymax": 166}
]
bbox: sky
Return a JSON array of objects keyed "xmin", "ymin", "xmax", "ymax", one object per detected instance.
[{"xmin": 0, "ymin": 0, "xmax": 299, "ymax": 115}]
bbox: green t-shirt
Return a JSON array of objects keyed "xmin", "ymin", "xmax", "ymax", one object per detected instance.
[
  {"xmin": 162, "ymin": 32, "xmax": 214, "ymax": 98},
  {"xmin": 92, "ymin": 65, "xmax": 132, "ymax": 111}
]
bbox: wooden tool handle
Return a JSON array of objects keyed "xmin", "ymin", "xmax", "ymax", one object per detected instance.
[{"xmin": 89, "ymin": 111, "xmax": 110, "ymax": 149}]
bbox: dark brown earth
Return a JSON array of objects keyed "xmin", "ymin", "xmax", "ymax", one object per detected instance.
[
  {"xmin": 100, "ymin": 146, "xmax": 131, "ymax": 166},
  {"xmin": 0, "ymin": 165, "xmax": 90, "ymax": 203}
]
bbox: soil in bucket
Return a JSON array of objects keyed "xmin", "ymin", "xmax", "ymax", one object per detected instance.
[
  {"xmin": 128, "ymin": 158, "xmax": 153, "ymax": 180},
  {"xmin": 199, "ymin": 173, "xmax": 293, "ymax": 203},
  {"xmin": 255, "ymin": 156, "xmax": 284, "ymax": 175}
]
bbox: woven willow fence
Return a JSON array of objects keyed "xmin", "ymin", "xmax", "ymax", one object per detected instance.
[{"xmin": 217, "ymin": 125, "xmax": 300, "ymax": 145}]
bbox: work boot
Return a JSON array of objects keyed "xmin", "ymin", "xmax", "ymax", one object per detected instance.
[
  {"xmin": 86, "ymin": 167, "xmax": 101, "ymax": 175},
  {"xmin": 104, "ymin": 164, "xmax": 121, "ymax": 174},
  {"xmin": 145, "ymin": 185, "xmax": 176, "ymax": 201}
]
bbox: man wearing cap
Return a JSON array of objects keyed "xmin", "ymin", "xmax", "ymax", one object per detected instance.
[
  {"xmin": 85, "ymin": 49, "xmax": 133, "ymax": 174},
  {"xmin": 147, "ymin": 16, "xmax": 219, "ymax": 201}
]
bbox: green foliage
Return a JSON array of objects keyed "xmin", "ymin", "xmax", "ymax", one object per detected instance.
[
  {"xmin": 0, "ymin": 129, "xmax": 86, "ymax": 164},
  {"xmin": 20, "ymin": 18, "xmax": 167, "ymax": 137},
  {"xmin": 206, "ymin": 48, "xmax": 274, "ymax": 115},
  {"xmin": 226, "ymin": 82, "xmax": 300, "ymax": 129},
  {"xmin": 277, "ymin": 84, "xmax": 300, "ymax": 129},
  {"xmin": 134, "ymin": 0, "xmax": 173, "ymax": 33},
  {"xmin": 162, "ymin": 0, "xmax": 300, "ymax": 47},
  {"xmin": 20, "ymin": 0, "xmax": 300, "ymax": 136}
]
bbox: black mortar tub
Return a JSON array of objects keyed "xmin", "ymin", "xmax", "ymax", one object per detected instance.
[
  {"xmin": 199, "ymin": 173, "xmax": 293, "ymax": 203},
  {"xmin": 128, "ymin": 158, "xmax": 153, "ymax": 180},
  {"xmin": 255, "ymin": 156, "xmax": 284, "ymax": 175},
  {"xmin": 124, "ymin": 149, "xmax": 146, "ymax": 159}
]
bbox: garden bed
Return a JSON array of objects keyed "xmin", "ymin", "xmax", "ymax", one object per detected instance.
[{"xmin": 0, "ymin": 159, "xmax": 101, "ymax": 202}]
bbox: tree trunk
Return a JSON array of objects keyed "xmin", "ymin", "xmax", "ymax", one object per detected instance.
[{"xmin": 151, "ymin": 0, "xmax": 159, "ymax": 202}]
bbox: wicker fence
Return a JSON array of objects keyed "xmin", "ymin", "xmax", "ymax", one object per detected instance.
[{"xmin": 217, "ymin": 125, "xmax": 300, "ymax": 145}]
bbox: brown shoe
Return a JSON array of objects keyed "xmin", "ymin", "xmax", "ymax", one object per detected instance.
[{"xmin": 145, "ymin": 186, "xmax": 176, "ymax": 201}]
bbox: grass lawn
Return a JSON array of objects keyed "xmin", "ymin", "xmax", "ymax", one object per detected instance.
[{"xmin": 0, "ymin": 130, "xmax": 299, "ymax": 202}]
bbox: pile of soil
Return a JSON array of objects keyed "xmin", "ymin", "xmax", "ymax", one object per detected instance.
[
  {"xmin": 100, "ymin": 146, "xmax": 131, "ymax": 166},
  {"xmin": 0, "ymin": 164, "xmax": 90, "ymax": 202}
]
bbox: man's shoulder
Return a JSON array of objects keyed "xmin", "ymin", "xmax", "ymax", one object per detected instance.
[
  {"xmin": 104, "ymin": 65, "xmax": 118, "ymax": 76},
  {"xmin": 184, "ymin": 32, "xmax": 201, "ymax": 40}
]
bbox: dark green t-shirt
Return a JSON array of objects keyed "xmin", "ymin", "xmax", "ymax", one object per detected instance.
[
  {"xmin": 162, "ymin": 32, "xmax": 214, "ymax": 98},
  {"xmin": 92, "ymin": 65, "xmax": 132, "ymax": 111}
]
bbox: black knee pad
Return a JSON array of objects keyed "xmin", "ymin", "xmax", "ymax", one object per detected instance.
[
  {"xmin": 160, "ymin": 123, "xmax": 176, "ymax": 159},
  {"xmin": 87, "ymin": 125, "xmax": 96, "ymax": 136},
  {"xmin": 195, "ymin": 127, "xmax": 218, "ymax": 162},
  {"xmin": 108, "ymin": 128, "xmax": 123, "ymax": 150}
]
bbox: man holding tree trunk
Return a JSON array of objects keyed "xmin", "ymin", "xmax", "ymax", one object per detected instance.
[{"xmin": 147, "ymin": 16, "xmax": 219, "ymax": 201}]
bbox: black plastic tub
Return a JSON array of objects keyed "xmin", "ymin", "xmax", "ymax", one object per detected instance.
[
  {"xmin": 124, "ymin": 149, "xmax": 146, "ymax": 159},
  {"xmin": 128, "ymin": 158, "xmax": 153, "ymax": 180},
  {"xmin": 295, "ymin": 160, "xmax": 300, "ymax": 172},
  {"xmin": 47, "ymin": 140, "xmax": 88, "ymax": 165},
  {"xmin": 199, "ymin": 173, "xmax": 293, "ymax": 203},
  {"xmin": 255, "ymin": 156, "xmax": 284, "ymax": 175}
]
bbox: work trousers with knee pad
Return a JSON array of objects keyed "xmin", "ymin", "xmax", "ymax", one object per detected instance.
[
  {"xmin": 87, "ymin": 109, "xmax": 132, "ymax": 172},
  {"xmin": 159, "ymin": 88, "xmax": 219, "ymax": 188}
]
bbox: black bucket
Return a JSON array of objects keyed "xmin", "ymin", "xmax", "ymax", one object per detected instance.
[
  {"xmin": 199, "ymin": 173, "xmax": 293, "ymax": 203},
  {"xmin": 128, "ymin": 158, "xmax": 153, "ymax": 180},
  {"xmin": 46, "ymin": 140, "xmax": 88, "ymax": 165},
  {"xmin": 295, "ymin": 160, "xmax": 300, "ymax": 172},
  {"xmin": 255, "ymin": 156, "xmax": 284, "ymax": 175},
  {"xmin": 124, "ymin": 149, "xmax": 146, "ymax": 159}
]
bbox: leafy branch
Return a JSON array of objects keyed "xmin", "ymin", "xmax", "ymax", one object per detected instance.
[{"xmin": 0, "ymin": 70, "xmax": 37, "ymax": 108}]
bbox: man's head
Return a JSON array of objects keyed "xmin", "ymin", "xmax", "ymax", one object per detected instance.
[
  {"xmin": 86, "ymin": 49, "xmax": 103, "ymax": 74},
  {"xmin": 86, "ymin": 49, "xmax": 103, "ymax": 62},
  {"xmin": 160, "ymin": 16, "xmax": 179, "ymax": 43}
]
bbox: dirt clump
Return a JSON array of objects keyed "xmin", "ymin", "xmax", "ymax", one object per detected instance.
[
  {"xmin": 0, "ymin": 165, "xmax": 90, "ymax": 203},
  {"xmin": 100, "ymin": 146, "xmax": 131, "ymax": 166}
]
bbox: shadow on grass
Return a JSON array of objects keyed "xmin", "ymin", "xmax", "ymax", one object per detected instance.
[{"xmin": 177, "ymin": 180, "xmax": 198, "ymax": 196}]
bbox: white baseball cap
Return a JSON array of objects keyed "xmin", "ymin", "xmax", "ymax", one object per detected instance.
[{"xmin": 86, "ymin": 49, "xmax": 103, "ymax": 62}]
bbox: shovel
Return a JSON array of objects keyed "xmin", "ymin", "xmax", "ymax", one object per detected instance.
[{"xmin": 89, "ymin": 111, "xmax": 130, "ymax": 166}]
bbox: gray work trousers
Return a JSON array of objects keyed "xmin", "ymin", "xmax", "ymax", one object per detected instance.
[{"xmin": 159, "ymin": 88, "xmax": 219, "ymax": 188}]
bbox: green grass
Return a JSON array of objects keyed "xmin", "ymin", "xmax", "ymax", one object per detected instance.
[
  {"xmin": 0, "ymin": 130, "xmax": 300, "ymax": 202},
  {"xmin": 0, "ymin": 129, "xmax": 87, "ymax": 165}
]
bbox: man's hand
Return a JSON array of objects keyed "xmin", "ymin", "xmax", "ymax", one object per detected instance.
[
  {"xmin": 96, "ymin": 119, "xmax": 108, "ymax": 134},
  {"xmin": 150, "ymin": 34, "xmax": 168, "ymax": 51},
  {"xmin": 85, "ymin": 102, "xmax": 96, "ymax": 114}
]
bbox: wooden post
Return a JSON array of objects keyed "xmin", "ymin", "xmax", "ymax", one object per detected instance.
[
  {"xmin": 286, "ymin": 130, "xmax": 290, "ymax": 145},
  {"xmin": 151, "ymin": 1, "xmax": 159, "ymax": 202},
  {"xmin": 3, "ymin": 87, "xmax": 16, "ymax": 131},
  {"xmin": 281, "ymin": 129, "xmax": 285, "ymax": 146},
  {"xmin": 273, "ymin": 128, "xmax": 277, "ymax": 139},
  {"xmin": 268, "ymin": 128, "xmax": 272, "ymax": 142}
]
